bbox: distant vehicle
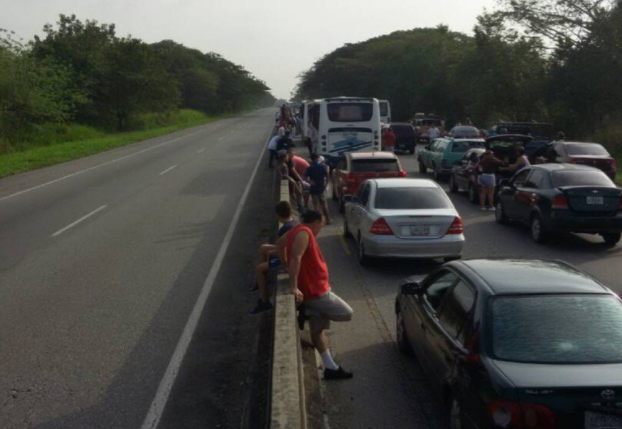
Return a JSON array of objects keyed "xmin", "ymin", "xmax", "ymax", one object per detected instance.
[
  {"xmin": 343, "ymin": 178, "xmax": 464, "ymax": 265},
  {"xmin": 315, "ymin": 97, "xmax": 382, "ymax": 167},
  {"xmin": 331, "ymin": 151, "xmax": 406, "ymax": 212},
  {"xmin": 379, "ymin": 99, "xmax": 391, "ymax": 124},
  {"xmin": 395, "ymin": 258, "xmax": 622, "ymax": 429},
  {"xmin": 412, "ymin": 113, "xmax": 445, "ymax": 144},
  {"xmin": 389, "ymin": 123, "xmax": 417, "ymax": 154},
  {"xmin": 531, "ymin": 141, "xmax": 616, "ymax": 180},
  {"xmin": 301, "ymin": 99, "xmax": 322, "ymax": 150},
  {"xmin": 418, "ymin": 137, "xmax": 486, "ymax": 180},
  {"xmin": 496, "ymin": 164, "xmax": 622, "ymax": 244},
  {"xmin": 489, "ymin": 121, "xmax": 553, "ymax": 154},
  {"xmin": 448, "ymin": 125, "xmax": 480, "ymax": 139},
  {"xmin": 448, "ymin": 147, "xmax": 486, "ymax": 202}
]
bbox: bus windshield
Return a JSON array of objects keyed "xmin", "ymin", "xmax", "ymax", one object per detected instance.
[{"xmin": 327, "ymin": 103, "xmax": 373, "ymax": 122}]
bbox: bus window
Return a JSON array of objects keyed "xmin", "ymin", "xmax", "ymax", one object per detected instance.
[{"xmin": 327, "ymin": 103, "xmax": 373, "ymax": 122}]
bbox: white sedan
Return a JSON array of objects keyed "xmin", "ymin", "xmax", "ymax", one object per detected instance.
[{"xmin": 343, "ymin": 178, "xmax": 464, "ymax": 265}]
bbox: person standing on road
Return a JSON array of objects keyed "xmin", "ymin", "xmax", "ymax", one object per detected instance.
[
  {"xmin": 267, "ymin": 134, "xmax": 280, "ymax": 168},
  {"xmin": 428, "ymin": 124, "xmax": 440, "ymax": 141},
  {"xmin": 477, "ymin": 150, "xmax": 505, "ymax": 211},
  {"xmin": 382, "ymin": 126, "xmax": 396, "ymax": 153},
  {"xmin": 284, "ymin": 210, "xmax": 353, "ymax": 380},
  {"xmin": 304, "ymin": 154, "xmax": 331, "ymax": 225}
]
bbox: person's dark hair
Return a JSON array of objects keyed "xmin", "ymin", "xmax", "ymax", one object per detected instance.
[
  {"xmin": 556, "ymin": 131, "xmax": 565, "ymax": 140},
  {"xmin": 311, "ymin": 153, "xmax": 319, "ymax": 161},
  {"xmin": 301, "ymin": 210, "xmax": 322, "ymax": 224},
  {"xmin": 275, "ymin": 201, "xmax": 292, "ymax": 218}
]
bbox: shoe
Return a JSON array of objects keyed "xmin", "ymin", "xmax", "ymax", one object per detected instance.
[
  {"xmin": 480, "ymin": 207, "xmax": 487, "ymax": 211},
  {"xmin": 487, "ymin": 207, "xmax": 496, "ymax": 211},
  {"xmin": 297, "ymin": 304, "xmax": 307, "ymax": 330},
  {"xmin": 249, "ymin": 283, "xmax": 259, "ymax": 292},
  {"xmin": 249, "ymin": 299, "xmax": 273, "ymax": 315},
  {"xmin": 324, "ymin": 366, "xmax": 353, "ymax": 380}
]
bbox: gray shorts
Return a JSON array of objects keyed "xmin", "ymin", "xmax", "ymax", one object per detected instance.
[
  {"xmin": 479, "ymin": 173, "xmax": 496, "ymax": 188},
  {"xmin": 304, "ymin": 291, "xmax": 353, "ymax": 333}
]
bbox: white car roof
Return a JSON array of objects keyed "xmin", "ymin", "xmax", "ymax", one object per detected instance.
[{"xmin": 373, "ymin": 178, "xmax": 440, "ymax": 189}]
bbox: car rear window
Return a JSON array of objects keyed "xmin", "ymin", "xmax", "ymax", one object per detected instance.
[
  {"xmin": 327, "ymin": 103, "xmax": 373, "ymax": 122},
  {"xmin": 380, "ymin": 102, "xmax": 389, "ymax": 116},
  {"xmin": 451, "ymin": 140, "xmax": 485, "ymax": 153},
  {"xmin": 491, "ymin": 295, "xmax": 622, "ymax": 364},
  {"xmin": 552, "ymin": 171, "xmax": 613, "ymax": 187},
  {"xmin": 566, "ymin": 143, "xmax": 610, "ymax": 156},
  {"xmin": 391, "ymin": 126, "xmax": 415, "ymax": 137},
  {"xmin": 375, "ymin": 187, "xmax": 452, "ymax": 209},
  {"xmin": 352, "ymin": 159, "xmax": 399, "ymax": 173}
]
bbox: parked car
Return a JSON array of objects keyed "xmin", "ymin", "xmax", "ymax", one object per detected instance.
[
  {"xmin": 389, "ymin": 123, "xmax": 417, "ymax": 154},
  {"xmin": 331, "ymin": 152, "xmax": 406, "ymax": 213},
  {"xmin": 395, "ymin": 258, "xmax": 622, "ymax": 429},
  {"xmin": 448, "ymin": 125, "xmax": 480, "ymax": 138},
  {"xmin": 448, "ymin": 147, "xmax": 486, "ymax": 203},
  {"xmin": 343, "ymin": 178, "xmax": 464, "ymax": 265},
  {"xmin": 530, "ymin": 141, "xmax": 616, "ymax": 180},
  {"xmin": 495, "ymin": 164, "xmax": 622, "ymax": 244},
  {"xmin": 418, "ymin": 138, "xmax": 486, "ymax": 180}
]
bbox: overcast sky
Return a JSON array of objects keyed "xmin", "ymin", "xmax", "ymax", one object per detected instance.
[{"xmin": 1, "ymin": 0, "xmax": 496, "ymax": 99}]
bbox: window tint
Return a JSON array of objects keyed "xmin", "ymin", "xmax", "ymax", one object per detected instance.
[
  {"xmin": 552, "ymin": 171, "xmax": 613, "ymax": 187},
  {"xmin": 436, "ymin": 141, "xmax": 447, "ymax": 152},
  {"xmin": 327, "ymin": 103, "xmax": 373, "ymax": 122},
  {"xmin": 439, "ymin": 281, "xmax": 476, "ymax": 342},
  {"xmin": 451, "ymin": 140, "xmax": 485, "ymax": 153},
  {"xmin": 359, "ymin": 184, "xmax": 371, "ymax": 206},
  {"xmin": 424, "ymin": 271, "xmax": 458, "ymax": 311},
  {"xmin": 566, "ymin": 143, "xmax": 609, "ymax": 156},
  {"xmin": 375, "ymin": 187, "xmax": 452, "ymax": 209},
  {"xmin": 352, "ymin": 159, "xmax": 399, "ymax": 173},
  {"xmin": 379, "ymin": 102, "xmax": 389, "ymax": 116},
  {"xmin": 491, "ymin": 295, "xmax": 622, "ymax": 364},
  {"xmin": 524, "ymin": 169, "xmax": 547, "ymax": 189},
  {"xmin": 354, "ymin": 182, "xmax": 366, "ymax": 200},
  {"xmin": 391, "ymin": 125, "xmax": 415, "ymax": 137},
  {"xmin": 512, "ymin": 169, "xmax": 531, "ymax": 186}
]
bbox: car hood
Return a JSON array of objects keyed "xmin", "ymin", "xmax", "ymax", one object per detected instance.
[{"xmin": 491, "ymin": 359, "xmax": 622, "ymax": 388}]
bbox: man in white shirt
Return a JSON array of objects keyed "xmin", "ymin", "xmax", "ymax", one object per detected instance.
[
  {"xmin": 428, "ymin": 125, "xmax": 440, "ymax": 141},
  {"xmin": 267, "ymin": 135, "xmax": 280, "ymax": 168}
]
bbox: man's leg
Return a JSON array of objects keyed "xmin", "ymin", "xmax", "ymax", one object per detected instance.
[{"xmin": 249, "ymin": 262, "xmax": 273, "ymax": 314}]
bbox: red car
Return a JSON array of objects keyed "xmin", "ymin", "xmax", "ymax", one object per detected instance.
[
  {"xmin": 531, "ymin": 141, "xmax": 616, "ymax": 180},
  {"xmin": 331, "ymin": 152, "xmax": 406, "ymax": 212}
]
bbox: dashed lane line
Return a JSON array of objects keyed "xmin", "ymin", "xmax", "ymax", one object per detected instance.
[
  {"xmin": 51, "ymin": 205, "xmax": 107, "ymax": 237},
  {"xmin": 158, "ymin": 165, "xmax": 177, "ymax": 176}
]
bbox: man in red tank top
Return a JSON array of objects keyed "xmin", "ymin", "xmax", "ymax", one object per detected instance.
[{"xmin": 285, "ymin": 210, "xmax": 354, "ymax": 380}]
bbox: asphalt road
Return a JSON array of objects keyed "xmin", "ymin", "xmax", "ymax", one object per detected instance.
[
  {"xmin": 0, "ymin": 110, "xmax": 277, "ymax": 429},
  {"xmin": 314, "ymin": 145, "xmax": 622, "ymax": 428}
]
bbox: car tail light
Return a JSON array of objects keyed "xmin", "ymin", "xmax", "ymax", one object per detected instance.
[
  {"xmin": 370, "ymin": 217, "xmax": 393, "ymax": 235},
  {"xmin": 446, "ymin": 217, "xmax": 464, "ymax": 234},
  {"xmin": 552, "ymin": 195, "xmax": 569, "ymax": 210},
  {"xmin": 398, "ymin": 171, "xmax": 407, "ymax": 177},
  {"xmin": 346, "ymin": 172, "xmax": 357, "ymax": 184},
  {"xmin": 488, "ymin": 400, "xmax": 556, "ymax": 429}
]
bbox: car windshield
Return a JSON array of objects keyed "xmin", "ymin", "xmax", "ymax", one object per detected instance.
[
  {"xmin": 352, "ymin": 159, "xmax": 399, "ymax": 173},
  {"xmin": 391, "ymin": 126, "xmax": 415, "ymax": 137},
  {"xmin": 491, "ymin": 295, "xmax": 622, "ymax": 364},
  {"xmin": 552, "ymin": 171, "xmax": 613, "ymax": 187},
  {"xmin": 452, "ymin": 140, "xmax": 485, "ymax": 153},
  {"xmin": 375, "ymin": 187, "xmax": 452, "ymax": 209},
  {"xmin": 566, "ymin": 143, "xmax": 609, "ymax": 156},
  {"xmin": 327, "ymin": 103, "xmax": 373, "ymax": 122}
]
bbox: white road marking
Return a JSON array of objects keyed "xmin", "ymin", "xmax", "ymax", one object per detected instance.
[
  {"xmin": 158, "ymin": 165, "xmax": 177, "ymax": 176},
  {"xmin": 218, "ymin": 137, "xmax": 225, "ymax": 141},
  {"xmin": 51, "ymin": 205, "xmax": 107, "ymax": 237},
  {"xmin": 0, "ymin": 128, "xmax": 208, "ymax": 203},
  {"xmin": 197, "ymin": 148, "xmax": 206, "ymax": 154},
  {"xmin": 140, "ymin": 125, "xmax": 273, "ymax": 429}
]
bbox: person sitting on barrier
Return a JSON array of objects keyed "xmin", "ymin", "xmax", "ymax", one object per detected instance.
[
  {"xmin": 278, "ymin": 153, "xmax": 306, "ymax": 214},
  {"xmin": 283, "ymin": 210, "xmax": 354, "ymax": 380},
  {"xmin": 249, "ymin": 201, "xmax": 297, "ymax": 315},
  {"xmin": 267, "ymin": 134, "xmax": 280, "ymax": 169}
]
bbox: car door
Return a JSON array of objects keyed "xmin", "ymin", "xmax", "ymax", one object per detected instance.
[
  {"xmin": 455, "ymin": 151, "xmax": 473, "ymax": 189},
  {"xmin": 514, "ymin": 169, "xmax": 547, "ymax": 222},
  {"xmin": 346, "ymin": 182, "xmax": 365, "ymax": 232},
  {"xmin": 353, "ymin": 182, "xmax": 371, "ymax": 238},
  {"xmin": 433, "ymin": 140, "xmax": 447, "ymax": 169},
  {"xmin": 503, "ymin": 169, "xmax": 531, "ymax": 222},
  {"xmin": 422, "ymin": 280, "xmax": 477, "ymax": 398},
  {"xmin": 422, "ymin": 140, "xmax": 436, "ymax": 166}
]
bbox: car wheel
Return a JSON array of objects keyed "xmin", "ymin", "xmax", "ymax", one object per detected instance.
[
  {"xmin": 602, "ymin": 232, "xmax": 621, "ymax": 246},
  {"xmin": 530, "ymin": 214, "xmax": 548, "ymax": 244},
  {"xmin": 396, "ymin": 310, "xmax": 411, "ymax": 355},
  {"xmin": 445, "ymin": 395, "xmax": 464, "ymax": 429},
  {"xmin": 495, "ymin": 201, "xmax": 509, "ymax": 224},
  {"xmin": 418, "ymin": 160, "xmax": 427, "ymax": 174},
  {"xmin": 468, "ymin": 184, "xmax": 478, "ymax": 204},
  {"xmin": 449, "ymin": 176, "xmax": 459, "ymax": 193},
  {"xmin": 357, "ymin": 233, "xmax": 370, "ymax": 266},
  {"xmin": 432, "ymin": 165, "xmax": 442, "ymax": 181},
  {"xmin": 343, "ymin": 215, "xmax": 352, "ymax": 238}
]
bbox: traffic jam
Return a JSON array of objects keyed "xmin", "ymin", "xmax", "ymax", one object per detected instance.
[{"xmin": 292, "ymin": 97, "xmax": 622, "ymax": 429}]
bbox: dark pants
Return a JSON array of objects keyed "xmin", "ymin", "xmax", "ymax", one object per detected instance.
[{"xmin": 268, "ymin": 149, "xmax": 277, "ymax": 168}]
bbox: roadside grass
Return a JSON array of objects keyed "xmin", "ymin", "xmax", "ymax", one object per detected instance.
[{"xmin": 0, "ymin": 109, "xmax": 219, "ymax": 178}]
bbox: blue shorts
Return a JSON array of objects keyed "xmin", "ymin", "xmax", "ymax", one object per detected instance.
[{"xmin": 479, "ymin": 173, "xmax": 496, "ymax": 188}]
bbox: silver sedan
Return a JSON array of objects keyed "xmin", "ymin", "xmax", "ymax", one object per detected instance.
[{"xmin": 343, "ymin": 178, "xmax": 465, "ymax": 265}]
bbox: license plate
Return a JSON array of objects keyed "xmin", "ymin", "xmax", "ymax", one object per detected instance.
[
  {"xmin": 410, "ymin": 225, "xmax": 430, "ymax": 236},
  {"xmin": 587, "ymin": 196, "xmax": 604, "ymax": 205},
  {"xmin": 585, "ymin": 411, "xmax": 622, "ymax": 429}
]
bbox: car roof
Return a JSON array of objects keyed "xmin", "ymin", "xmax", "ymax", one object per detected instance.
[
  {"xmin": 348, "ymin": 151, "xmax": 398, "ymax": 160},
  {"xmin": 452, "ymin": 138, "xmax": 485, "ymax": 142},
  {"xmin": 527, "ymin": 163, "xmax": 600, "ymax": 172},
  {"xmin": 456, "ymin": 259, "xmax": 609, "ymax": 295},
  {"xmin": 560, "ymin": 141, "xmax": 604, "ymax": 147},
  {"xmin": 372, "ymin": 178, "xmax": 440, "ymax": 189},
  {"xmin": 486, "ymin": 134, "xmax": 533, "ymax": 142}
]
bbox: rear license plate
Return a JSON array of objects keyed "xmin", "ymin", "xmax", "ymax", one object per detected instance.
[
  {"xmin": 585, "ymin": 411, "xmax": 622, "ymax": 429},
  {"xmin": 587, "ymin": 196, "xmax": 604, "ymax": 205},
  {"xmin": 410, "ymin": 226, "xmax": 430, "ymax": 236}
]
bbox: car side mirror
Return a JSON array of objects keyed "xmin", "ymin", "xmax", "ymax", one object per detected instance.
[
  {"xmin": 343, "ymin": 195, "xmax": 354, "ymax": 203},
  {"xmin": 400, "ymin": 281, "xmax": 424, "ymax": 295}
]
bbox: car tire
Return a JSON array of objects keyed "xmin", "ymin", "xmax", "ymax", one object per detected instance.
[
  {"xmin": 449, "ymin": 176, "xmax": 459, "ymax": 193},
  {"xmin": 530, "ymin": 214, "xmax": 548, "ymax": 244},
  {"xmin": 419, "ymin": 160, "xmax": 427, "ymax": 174},
  {"xmin": 602, "ymin": 232, "xmax": 621, "ymax": 246},
  {"xmin": 468, "ymin": 184, "xmax": 478, "ymax": 204},
  {"xmin": 495, "ymin": 201, "xmax": 509, "ymax": 224},
  {"xmin": 396, "ymin": 310, "xmax": 412, "ymax": 355},
  {"xmin": 432, "ymin": 164, "xmax": 442, "ymax": 181},
  {"xmin": 445, "ymin": 395, "xmax": 465, "ymax": 429},
  {"xmin": 357, "ymin": 233, "xmax": 371, "ymax": 266},
  {"xmin": 343, "ymin": 215, "xmax": 352, "ymax": 238}
]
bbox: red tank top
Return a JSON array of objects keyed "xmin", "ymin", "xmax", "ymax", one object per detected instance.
[{"xmin": 286, "ymin": 225, "xmax": 330, "ymax": 299}]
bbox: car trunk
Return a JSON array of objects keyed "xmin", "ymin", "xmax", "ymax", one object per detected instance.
[
  {"xmin": 569, "ymin": 155, "xmax": 614, "ymax": 173},
  {"xmin": 493, "ymin": 360, "xmax": 622, "ymax": 429},
  {"xmin": 559, "ymin": 186, "xmax": 621, "ymax": 213},
  {"xmin": 375, "ymin": 209, "xmax": 457, "ymax": 239}
]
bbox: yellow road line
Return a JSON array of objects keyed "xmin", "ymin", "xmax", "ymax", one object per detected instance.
[{"xmin": 339, "ymin": 234, "xmax": 352, "ymax": 256}]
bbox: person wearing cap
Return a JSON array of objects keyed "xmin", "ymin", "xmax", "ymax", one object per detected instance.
[{"xmin": 304, "ymin": 154, "xmax": 331, "ymax": 225}]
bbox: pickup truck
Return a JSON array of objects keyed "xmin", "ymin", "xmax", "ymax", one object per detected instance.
[{"xmin": 418, "ymin": 137, "xmax": 486, "ymax": 180}]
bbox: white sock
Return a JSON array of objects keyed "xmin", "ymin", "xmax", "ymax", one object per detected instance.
[{"xmin": 320, "ymin": 350, "xmax": 339, "ymax": 371}]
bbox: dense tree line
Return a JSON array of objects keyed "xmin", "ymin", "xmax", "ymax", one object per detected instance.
[
  {"xmin": 295, "ymin": 0, "xmax": 622, "ymax": 145},
  {"xmin": 0, "ymin": 15, "xmax": 274, "ymax": 150}
]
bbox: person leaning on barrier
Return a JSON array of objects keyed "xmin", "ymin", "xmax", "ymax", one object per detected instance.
[{"xmin": 279, "ymin": 210, "xmax": 354, "ymax": 380}]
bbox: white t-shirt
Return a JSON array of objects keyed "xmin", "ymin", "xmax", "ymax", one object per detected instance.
[
  {"xmin": 268, "ymin": 136, "xmax": 280, "ymax": 150},
  {"xmin": 428, "ymin": 127, "xmax": 439, "ymax": 140}
]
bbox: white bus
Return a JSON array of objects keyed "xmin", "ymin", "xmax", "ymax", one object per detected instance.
[
  {"xmin": 301, "ymin": 99, "xmax": 322, "ymax": 148},
  {"xmin": 315, "ymin": 97, "xmax": 382, "ymax": 167},
  {"xmin": 379, "ymin": 99, "xmax": 391, "ymax": 124}
]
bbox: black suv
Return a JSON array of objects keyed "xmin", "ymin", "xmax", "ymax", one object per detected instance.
[{"xmin": 389, "ymin": 123, "xmax": 417, "ymax": 154}]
